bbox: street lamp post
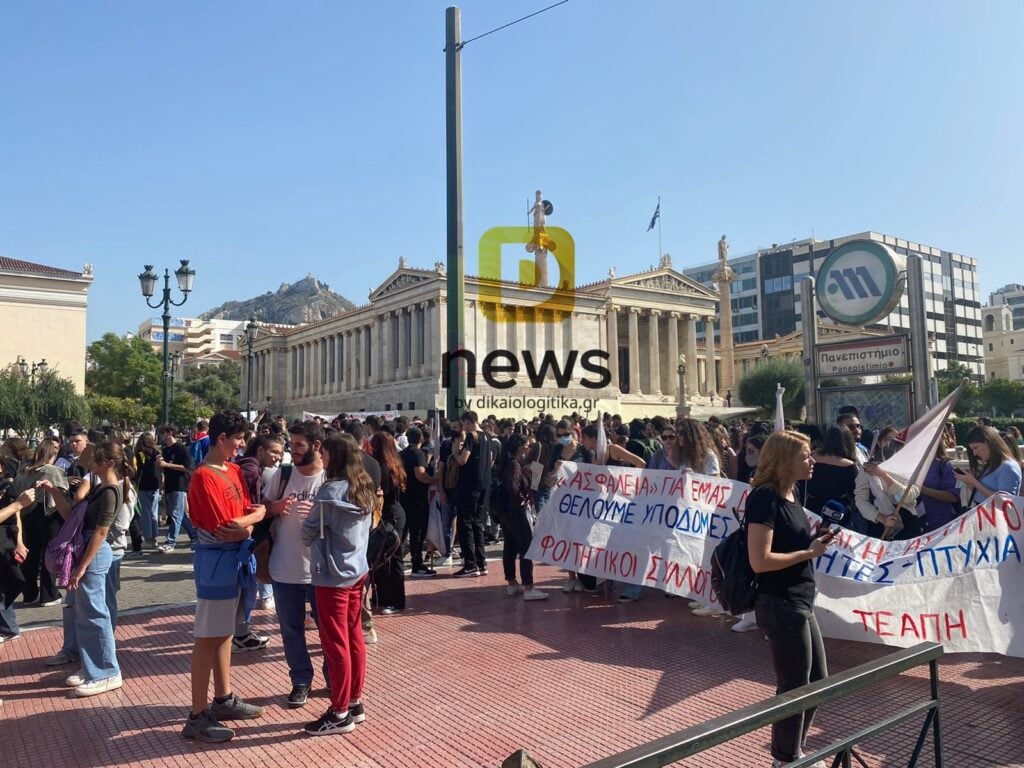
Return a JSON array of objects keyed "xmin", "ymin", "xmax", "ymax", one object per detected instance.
[
  {"xmin": 676, "ymin": 355, "xmax": 691, "ymax": 417},
  {"xmin": 244, "ymin": 316, "xmax": 259, "ymax": 422},
  {"xmin": 139, "ymin": 260, "xmax": 196, "ymax": 426},
  {"xmin": 31, "ymin": 359, "xmax": 48, "ymax": 384},
  {"xmin": 169, "ymin": 351, "xmax": 182, "ymax": 407}
]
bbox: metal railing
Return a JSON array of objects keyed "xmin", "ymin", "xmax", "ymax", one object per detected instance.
[{"xmin": 577, "ymin": 641, "xmax": 944, "ymax": 768}]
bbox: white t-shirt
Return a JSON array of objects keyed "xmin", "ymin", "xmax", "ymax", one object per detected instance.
[{"xmin": 264, "ymin": 466, "xmax": 325, "ymax": 584}]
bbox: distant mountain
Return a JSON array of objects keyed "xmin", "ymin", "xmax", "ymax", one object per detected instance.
[{"xmin": 199, "ymin": 274, "xmax": 356, "ymax": 325}]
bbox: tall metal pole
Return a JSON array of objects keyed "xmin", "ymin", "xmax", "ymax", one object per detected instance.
[
  {"xmin": 445, "ymin": 6, "xmax": 466, "ymax": 419},
  {"xmin": 246, "ymin": 345, "xmax": 254, "ymax": 419},
  {"xmin": 800, "ymin": 276, "xmax": 819, "ymax": 427},
  {"xmin": 160, "ymin": 270, "xmax": 171, "ymax": 426},
  {"xmin": 906, "ymin": 254, "xmax": 931, "ymax": 419}
]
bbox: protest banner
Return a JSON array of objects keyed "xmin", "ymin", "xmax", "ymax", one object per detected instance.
[{"xmin": 526, "ymin": 461, "xmax": 1024, "ymax": 657}]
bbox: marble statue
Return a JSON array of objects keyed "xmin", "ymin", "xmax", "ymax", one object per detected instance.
[{"xmin": 717, "ymin": 235, "xmax": 729, "ymax": 263}]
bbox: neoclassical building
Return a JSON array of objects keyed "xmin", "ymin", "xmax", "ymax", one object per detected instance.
[{"xmin": 247, "ymin": 258, "xmax": 725, "ymax": 420}]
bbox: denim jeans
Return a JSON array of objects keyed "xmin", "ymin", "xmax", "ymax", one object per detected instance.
[
  {"xmin": 236, "ymin": 577, "xmax": 259, "ymax": 637},
  {"xmin": 165, "ymin": 491, "xmax": 196, "ymax": 546},
  {"xmin": 272, "ymin": 581, "xmax": 318, "ymax": 686},
  {"xmin": 755, "ymin": 594, "xmax": 828, "ymax": 763},
  {"xmin": 138, "ymin": 489, "xmax": 161, "ymax": 541},
  {"xmin": 75, "ymin": 538, "xmax": 120, "ymax": 683},
  {"xmin": 106, "ymin": 555, "xmax": 122, "ymax": 629},
  {"xmin": 0, "ymin": 598, "xmax": 19, "ymax": 637}
]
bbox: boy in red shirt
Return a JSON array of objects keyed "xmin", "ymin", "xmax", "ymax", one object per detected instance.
[{"xmin": 182, "ymin": 411, "xmax": 266, "ymax": 743}]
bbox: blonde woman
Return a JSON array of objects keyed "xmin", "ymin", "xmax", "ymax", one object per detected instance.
[{"xmin": 746, "ymin": 431, "xmax": 835, "ymax": 768}]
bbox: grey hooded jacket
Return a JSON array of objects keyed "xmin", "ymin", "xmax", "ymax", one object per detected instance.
[{"xmin": 302, "ymin": 480, "xmax": 372, "ymax": 588}]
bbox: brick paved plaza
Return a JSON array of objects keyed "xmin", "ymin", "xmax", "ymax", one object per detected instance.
[{"xmin": 3, "ymin": 561, "xmax": 1022, "ymax": 767}]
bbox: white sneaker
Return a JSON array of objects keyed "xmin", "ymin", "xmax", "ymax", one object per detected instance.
[
  {"xmin": 572, "ymin": 580, "xmax": 587, "ymax": 593},
  {"xmin": 691, "ymin": 606, "xmax": 723, "ymax": 617},
  {"xmin": 523, "ymin": 587, "xmax": 549, "ymax": 601},
  {"xmin": 65, "ymin": 669, "xmax": 85, "ymax": 687},
  {"xmin": 688, "ymin": 600, "xmax": 702, "ymax": 609},
  {"xmin": 435, "ymin": 556, "xmax": 454, "ymax": 568},
  {"xmin": 561, "ymin": 578, "xmax": 577, "ymax": 593},
  {"xmin": 506, "ymin": 583, "xmax": 524, "ymax": 596},
  {"xmin": 732, "ymin": 614, "xmax": 759, "ymax": 632},
  {"xmin": 75, "ymin": 674, "xmax": 123, "ymax": 697}
]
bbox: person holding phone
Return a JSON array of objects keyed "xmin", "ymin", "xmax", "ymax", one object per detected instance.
[
  {"xmin": 957, "ymin": 426, "xmax": 1022, "ymax": 505},
  {"xmin": 746, "ymin": 431, "xmax": 833, "ymax": 768}
]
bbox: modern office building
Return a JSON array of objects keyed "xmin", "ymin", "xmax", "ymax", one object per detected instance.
[{"xmin": 682, "ymin": 230, "xmax": 984, "ymax": 376}]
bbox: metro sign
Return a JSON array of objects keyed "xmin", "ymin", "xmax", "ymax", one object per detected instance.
[{"xmin": 816, "ymin": 240, "xmax": 906, "ymax": 326}]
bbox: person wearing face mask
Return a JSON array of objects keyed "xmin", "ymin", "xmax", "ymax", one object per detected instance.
[
  {"xmin": 546, "ymin": 427, "xmax": 598, "ymax": 593},
  {"xmin": 499, "ymin": 434, "xmax": 548, "ymax": 602}
]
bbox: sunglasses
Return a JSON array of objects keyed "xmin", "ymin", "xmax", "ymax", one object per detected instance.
[{"xmin": 661, "ymin": 433, "xmax": 677, "ymax": 441}]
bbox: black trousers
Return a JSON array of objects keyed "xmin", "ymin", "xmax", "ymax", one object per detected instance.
[
  {"xmin": 453, "ymin": 491, "xmax": 487, "ymax": 571},
  {"xmin": 21, "ymin": 510, "xmax": 61, "ymax": 604},
  {"xmin": 404, "ymin": 499, "xmax": 429, "ymax": 571},
  {"xmin": 372, "ymin": 503, "xmax": 406, "ymax": 610},
  {"xmin": 755, "ymin": 594, "xmax": 829, "ymax": 763},
  {"xmin": 501, "ymin": 504, "xmax": 534, "ymax": 585}
]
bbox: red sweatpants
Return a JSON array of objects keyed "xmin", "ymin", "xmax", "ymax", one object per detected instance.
[{"xmin": 314, "ymin": 580, "xmax": 367, "ymax": 712}]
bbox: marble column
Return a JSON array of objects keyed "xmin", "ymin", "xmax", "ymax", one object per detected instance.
[
  {"xmin": 685, "ymin": 314, "xmax": 699, "ymax": 396},
  {"xmin": 647, "ymin": 310, "xmax": 662, "ymax": 395},
  {"xmin": 354, "ymin": 328, "xmax": 362, "ymax": 389},
  {"xmin": 411, "ymin": 304, "xmax": 422, "ymax": 377},
  {"xmin": 705, "ymin": 316, "xmax": 718, "ymax": 396},
  {"xmin": 628, "ymin": 308, "xmax": 641, "ymax": 395},
  {"xmin": 372, "ymin": 318, "xmax": 382, "ymax": 386},
  {"xmin": 667, "ymin": 312, "xmax": 679, "ymax": 397},
  {"xmin": 606, "ymin": 305, "xmax": 619, "ymax": 392}
]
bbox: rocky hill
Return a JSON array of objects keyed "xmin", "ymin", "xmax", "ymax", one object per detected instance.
[{"xmin": 199, "ymin": 275, "xmax": 356, "ymax": 325}]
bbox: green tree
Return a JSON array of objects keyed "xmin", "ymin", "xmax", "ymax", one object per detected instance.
[
  {"xmin": 86, "ymin": 332, "xmax": 163, "ymax": 404},
  {"xmin": 86, "ymin": 394, "xmax": 155, "ymax": 429},
  {"xmin": 0, "ymin": 369, "xmax": 35, "ymax": 434},
  {"xmin": 180, "ymin": 360, "xmax": 241, "ymax": 413},
  {"xmin": 169, "ymin": 391, "xmax": 205, "ymax": 429},
  {"xmin": 978, "ymin": 378, "xmax": 1024, "ymax": 417},
  {"xmin": 737, "ymin": 359, "xmax": 806, "ymax": 416},
  {"xmin": 34, "ymin": 370, "xmax": 90, "ymax": 430}
]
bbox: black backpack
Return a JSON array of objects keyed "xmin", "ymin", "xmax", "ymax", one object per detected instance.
[{"xmin": 710, "ymin": 512, "xmax": 759, "ymax": 615}]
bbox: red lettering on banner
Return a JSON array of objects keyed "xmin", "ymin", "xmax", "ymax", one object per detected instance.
[
  {"xmin": 861, "ymin": 539, "xmax": 887, "ymax": 563},
  {"xmin": 976, "ymin": 501, "xmax": 998, "ymax": 532},
  {"xmin": 900, "ymin": 614, "xmax": 921, "ymax": 640},
  {"xmin": 1001, "ymin": 499, "xmax": 1023, "ymax": 531},
  {"xmin": 852, "ymin": 609, "xmax": 967, "ymax": 642},
  {"xmin": 944, "ymin": 609, "xmax": 968, "ymax": 639},
  {"xmin": 645, "ymin": 556, "xmax": 662, "ymax": 583}
]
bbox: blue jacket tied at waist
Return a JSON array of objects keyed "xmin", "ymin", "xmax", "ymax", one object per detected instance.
[{"xmin": 193, "ymin": 539, "xmax": 255, "ymax": 600}]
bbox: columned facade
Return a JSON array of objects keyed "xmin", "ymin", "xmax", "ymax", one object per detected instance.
[{"xmin": 250, "ymin": 259, "xmax": 720, "ymax": 419}]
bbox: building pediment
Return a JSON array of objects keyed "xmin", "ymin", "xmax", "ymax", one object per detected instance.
[
  {"xmin": 610, "ymin": 268, "xmax": 719, "ymax": 300},
  {"xmin": 369, "ymin": 265, "xmax": 442, "ymax": 303}
]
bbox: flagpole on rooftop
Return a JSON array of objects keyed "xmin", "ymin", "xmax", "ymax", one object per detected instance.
[{"xmin": 657, "ymin": 196, "xmax": 662, "ymax": 261}]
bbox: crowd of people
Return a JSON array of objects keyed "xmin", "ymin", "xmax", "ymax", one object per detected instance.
[{"xmin": 0, "ymin": 406, "xmax": 1019, "ymax": 760}]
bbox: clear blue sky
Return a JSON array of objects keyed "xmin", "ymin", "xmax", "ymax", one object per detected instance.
[{"xmin": 3, "ymin": 1, "xmax": 1021, "ymax": 341}]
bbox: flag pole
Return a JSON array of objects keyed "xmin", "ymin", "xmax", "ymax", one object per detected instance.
[
  {"xmin": 657, "ymin": 195, "xmax": 662, "ymax": 261},
  {"xmin": 881, "ymin": 379, "xmax": 966, "ymax": 540}
]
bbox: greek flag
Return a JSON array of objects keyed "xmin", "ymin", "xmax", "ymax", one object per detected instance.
[{"xmin": 647, "ymin": 201, "xmax": 660, "ymax": 232}]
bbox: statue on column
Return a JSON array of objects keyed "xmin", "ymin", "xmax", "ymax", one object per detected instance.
[
  {"xmin": 712, "ymin": 234, "xmax": 737, "ymax": 392},
  {"xmin": 525, "ymin": 189, "xmax": 555, "ymax": 288}
]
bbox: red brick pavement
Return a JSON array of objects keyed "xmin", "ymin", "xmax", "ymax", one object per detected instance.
[{"xmin": 2, "ymin": 564, "xmax": 1022, "ymax": 767}]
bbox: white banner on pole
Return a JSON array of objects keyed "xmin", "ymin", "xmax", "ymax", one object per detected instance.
[{"xmin": 526, "ymin": 462, "xmax": 1024, "ymax": 657}]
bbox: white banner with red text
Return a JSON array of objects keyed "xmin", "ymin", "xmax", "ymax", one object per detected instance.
[{"xmin": 524, "ymin": 462, "xmax": 1024, "ymax": 657}]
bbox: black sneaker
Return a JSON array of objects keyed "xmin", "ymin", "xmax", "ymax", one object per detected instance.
[
  {"xmin": 349, "ymin": 701, "xmax": 366, "ymax": 724},
  {"xmin": 410, "ymin": 568, "xmax": 438, "ymax": 578},
  {"xmin": 210, "ymin": 693, "xmax": 264, "ymax": 721},
  {"xmin": 478, "ymin": 566, "xmax": 489, "ymax": 577},
  {"xmin": 453, "ymin": 567, "xmax": 479, "ymax": 578},
  {"xmin": 303, "ymin": 707, "xmax": 356, "ymax": 736},
  {"xmin": 182, "ymin": 710, "xmax": 235, "ymax": 743},
  {"xmin": 287, "ymin": 684, "xmax": 311, "ymax": 708},
  {"xmin": 232, "ymin": 632, "xmax": 270, "ymax": 653}
]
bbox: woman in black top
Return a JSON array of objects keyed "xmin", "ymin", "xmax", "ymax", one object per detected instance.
[
  {"xmin": 500, "ymin": 434, "xmax": 548, "ymax": 602},
  {"xmin": 40, "ymin": 441, "xmax": 128, "ymax": 697},
  {"xmin": 802, "ymin": 426, "xmax": 858, "ymax": 524},
  {"xmin": 746, "ymin": 431, "xmax": 836, "ymax": 768},
  {"xmin": 134, "ymin": 433, "xmax": 162, "ymax": 547},
  {"xmin": 367, "ymin": 432, "xmax": 407, "ymax": 614}
]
